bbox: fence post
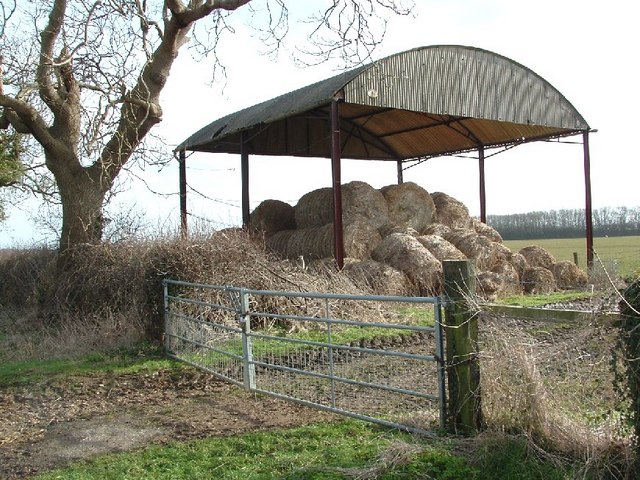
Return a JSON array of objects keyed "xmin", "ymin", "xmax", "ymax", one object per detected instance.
[
  {"xmin": 240, "ymin": 289, "xmax": 256, "ymax": 390},
  {"xmin": 442, "ymin": 260, "xmax": 483, "ymax": 434}
]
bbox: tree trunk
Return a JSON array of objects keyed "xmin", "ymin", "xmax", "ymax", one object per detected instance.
[
  {"xmin": 39, "ymin": 157, "xmax": 108, "ymax": 321},
  {"xmin": 53, "ymin": 158, "xmax": 108, "ymax": 251}
]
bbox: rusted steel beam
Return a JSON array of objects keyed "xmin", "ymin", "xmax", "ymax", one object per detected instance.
[
  {"xmin": 178, "ymin": 149, "xmax": 188, "ymax": 237},
  {"xmin": 331, "ymin": 94, "xmax": 345, "ymax": 269},
  {"xmin": 583, "ymin": 131, "xmax": 594, "ymax": 267},
  {"xmin": 241, "ymin": 130, "xmax": 250, "ymax": 229},
  {"xmin": 479, "ymin": 145, "xmax": 486, "ymax": 223}
]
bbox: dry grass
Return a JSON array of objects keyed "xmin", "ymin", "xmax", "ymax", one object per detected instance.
[
  {"xmin": 480, "ymin": 313, "xmax": 634, "ymax": 477},
  {"xmin": 0, "ymin": 308, "xmax": 146, "ymax": 362},
  {"xmin": 0, "ymin": 229, "xmax": 376, "ymax": 360}
]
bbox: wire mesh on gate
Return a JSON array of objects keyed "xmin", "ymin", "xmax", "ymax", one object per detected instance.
[
  {"xmin": 163, "ymin": 280, "xmax": 445, "ymax": 435},
  {"xmin": 164, "ymin": 282, "xmax": 246, "ymax": 386}
]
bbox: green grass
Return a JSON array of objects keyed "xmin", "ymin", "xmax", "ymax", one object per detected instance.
[
  {"xmin": 33, "ymin": 420, "xmax": 571, "ymax": 480},
  {"xmin": 0, "ymin": 344, "xmax": 185, "ymax": 387},
  {"xmin": 497, "ymin": 290, "xmax": 593, "ymax": 307},
  {"xmin": 2, "ymin": 340, "xmax": 573, "ymax": 480},
  {"xmin": 504, "ymin": 235, "xmax": 640, "ymax": 278}
]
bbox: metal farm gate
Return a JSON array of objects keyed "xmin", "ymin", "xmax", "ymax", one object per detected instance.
[{"xmin": 163, "ymin": 279, "xmax": 446, "ymax": 435}]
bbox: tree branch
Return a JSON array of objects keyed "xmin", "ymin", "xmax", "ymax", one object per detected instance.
[
  {"xmin": 0, "ymin": 93, "xmax": 64, "ymax": 157},
  {"xmin": 91, "ymin": 0, "xmax": 252, "ymax": 187},
  {"xmin": 37, "ymin": 0, "xmax": 66, "ymax": 112},
  {"xmin": 170, "ymin": 0, "xmax": 252, "ymax": 26}
]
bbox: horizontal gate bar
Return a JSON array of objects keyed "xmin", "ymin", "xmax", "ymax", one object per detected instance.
[
  {"xmin": 249, "ymin": 331, "xmax": 438, "ymax": 362},
  {"xmin": 248, "ymin": 311, "xmax": 437, "ymax": 331},
  {"xmin": 249, "ymin": 387, "xmax": 438, "ymax": 438},
  {"xmin": 251, "ymin": 358, "xmax": 439, "ymax": 401}
]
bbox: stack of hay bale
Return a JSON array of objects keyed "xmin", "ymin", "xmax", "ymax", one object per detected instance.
[{"xmin": 251, "ymin": 181, "xmax": 588, "ymax": 299}]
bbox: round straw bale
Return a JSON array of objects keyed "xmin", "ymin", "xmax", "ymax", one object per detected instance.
[
  {"xmin": 478, "ymin": 261, "xmax": 522, "ymax": 300},
  {"xmin": 443, "ymin": 229, "xmax": 492, "ymax": 262},
  {"xmin": 416, "ymin": 235, "xmax": 466, "ymax": 262},
  {"xmin": 477, "ymin": 271, "xmax": 501, "ymax": 300},
  {"xmin": 371, "ymin": 233, "xmax": 442, "ymax": 295},
  {"xmin": 431, "ymin": 192, "xmax": 473, "ymax": 229},
  {"xmin": 522, "ymin": 266, "xmax": 556, "ymax": 294},
  {"xmin": 342, "ymin": 215, "xmax": 383, "ymax": 260},
  {"xmin": 383, "ymin": 225, "xmax": 420, "ymax": 237},
  {"xmin": 294, "ymin": 187, "xmax": 333, "ymax": 229},
  {"xmin": 342, "ymin": 181, "xmax": 390, "ymax": 230},
  {"xmin": 294, "ymin": 181, "xmax": 390, "ymax": 230},
  {"xmin": 289, "ymin": 224, "xmax": 334, "ymax": 259},
  {"xmin": 444, "ymin": 228, "xmax": 511, "ymax": 271},
  {"xmin": 552, "ymin": 260, "xmax": 589, "ymax": 289},
  {"xmin": 508, "ymin": 252, "xmax": 528, "ymax": 280},
  {"xmin": 250, "ymin": 199, "xmax": 296, "ymax": 235},
  {"xmin": 475, "ymin": 242, "xmax": 514, "ymax": 272},
  {"xmin": 472, "ymin": 218, "xmax": 503, "ymax": 243},
  {"xmin": 267, "ymin": 217, "xmax": 381, "ymax": 261},
  {"xmin": 344, "ymin": 259, "xmax": 415, "ymax": 296},
  {"xmin": 380, "ymin": 181, "xmax": 436, "ymax": 233},
  {"xmin": 492, "ymin": 262, "xmax": 523, "ymax": 295},
  {"xmin": 519, "ymin": 245, "xmax": 557, "ymax": 270},
  {"xmin": 265, "ymin": 229, "xmax": 296, "ymax": 258},
  {"xmin": 487, "ymin": 242, "xmax": 513, "ymax": 265},
  {"xmin": 422, "ymin": 224, "xmax": 452, "ymax": 237},
  {"xmin": 477, "ymin": 262, "xmax": 522, "ymax": 300},
  {"xmin": 442, "ymin": 229, "xmax": 479, "ymax": 252}
]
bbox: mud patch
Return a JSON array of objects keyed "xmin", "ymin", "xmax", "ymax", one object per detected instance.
[
  {"xmin": 28, "ymin": 414, "xmax": 168, "ymax": 462},
  {"xmin": 0, "ymin": 369, "xmax": 335, "ymax": 479}
]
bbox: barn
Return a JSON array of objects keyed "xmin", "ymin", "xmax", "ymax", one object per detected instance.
[{"xmin": 176, "ymin": 45, "xmax": 593, "ymax": 268}]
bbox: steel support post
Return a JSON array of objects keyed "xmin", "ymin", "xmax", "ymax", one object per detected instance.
[
  {"xmin": 397, "ymin": 160, "xmax": 404, "ymax": 184},
  {"xmin": 178, "ymin": 149, "xmax": 188, "ymax": 237},
  {"xmin": 241, "ymin": 131, "xmax": 250, "ymax": 229},
  {"xmin": 583, "ymin": 131, "xmax": 594, "ymax": 267},
  {"xmin": 478, "ymin": 145, "xmax": 486, "ymax": 223},
  {"xmin": 331, "ymin": 94, "xmax": 345, "ymax": 269}
]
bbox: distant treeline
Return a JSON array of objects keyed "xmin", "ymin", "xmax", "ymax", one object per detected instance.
[{"xmin": 487, "ymin": 206, "xmax": 640, "ymax": 240}]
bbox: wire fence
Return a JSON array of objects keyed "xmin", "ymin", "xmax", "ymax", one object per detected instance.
[{"xmin": 164, "ymin": 280, "xmax": 446, "ymax": 436}]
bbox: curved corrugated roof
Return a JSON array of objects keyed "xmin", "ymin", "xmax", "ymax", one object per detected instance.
[{"xmin": 177, "ymin": 45, "xmax": 589, "ymax": 160}]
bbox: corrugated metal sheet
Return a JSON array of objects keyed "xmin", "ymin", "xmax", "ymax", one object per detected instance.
[
  {"xmin": 343, "ymin": 45, "xmax": 588, "ymax": 129},
  {"xmin": 177, "ymin": 45, "xmax": 589, "ymax": 160}
]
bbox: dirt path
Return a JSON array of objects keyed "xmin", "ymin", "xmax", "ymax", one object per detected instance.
[{"xmin": 0, "ymin": 369, "xmax": 336, "ymax": 479}]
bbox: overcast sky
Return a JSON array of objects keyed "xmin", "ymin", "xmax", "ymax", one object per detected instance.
[{"xmin": 1, "ymin": 0, "xmax": 638, "ymax": 246}]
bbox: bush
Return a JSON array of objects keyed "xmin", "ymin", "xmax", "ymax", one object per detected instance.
[
  {"xmin": 0, "ymin": 229, "xmax": 369, "ymax": 352},
  {"xmin": 618, "ymin": 278, "xmax": 640, "ymax": 475}
]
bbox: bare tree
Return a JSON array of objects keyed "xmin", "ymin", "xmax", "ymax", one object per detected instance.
[{"xmin": 0, "ymin": 0, "xmax": 413, "ymax": 251}]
